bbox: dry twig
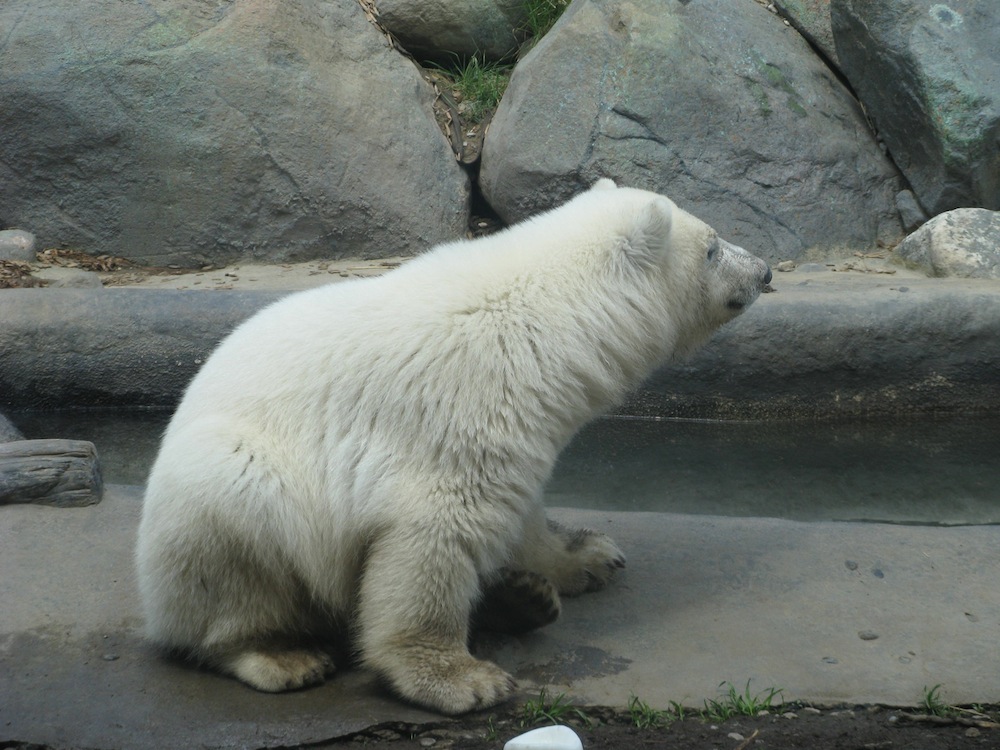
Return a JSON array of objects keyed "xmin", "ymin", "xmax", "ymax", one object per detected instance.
[
  {"xmin": 898, "ymin": 712, "xmax": 1000, "ymax": 729},
  {"xmin": 733, "ymin": 728, "xmax": 760, "ymax": 750}
]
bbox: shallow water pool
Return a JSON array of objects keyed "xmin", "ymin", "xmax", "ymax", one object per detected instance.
[
  {"xmin": 548, "ymin": 416, "xmax": 1000, "ymax": 525},
  {"xmin": 10, "ymin": 410, "xmax": 1000, "ymax": 525}
]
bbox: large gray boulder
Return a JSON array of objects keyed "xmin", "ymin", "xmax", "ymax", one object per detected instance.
[
  {"xmin": 832, "ymin": 0, "xmax": 1000, "ymax": 215},
  {"xmin": 0, "ymin": 0, "xmax": 469, "ymax": 268},
  {"xmin": 480, "ymin": 0, "xmax": 903, "ymax": 264},
  {"xmin": 773, "ymin": 0, "xmax": 839, "ymax": 65},
  {"xmin": 377, "ymin": 0, "xmax": 527, "ymax": 62},
  {"xmin": 895, "ymin": 208, "xmax": 1000, "ymax": 279}
]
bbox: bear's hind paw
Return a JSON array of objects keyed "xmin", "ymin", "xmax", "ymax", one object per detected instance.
[
  {"xmin": 473, "ymin": 569, "xmax": 561, "ymax": 634},
  {"xmin": 222, "ymin": 647, "xmax": 336, "ymax": 692}
]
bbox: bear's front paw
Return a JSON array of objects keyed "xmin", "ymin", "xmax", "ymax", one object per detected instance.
[
  {"xmin": 383, "ymin": 651, "xmax": 516, "ymax": 715},
  {"xmin": 562, "ymin": 529, "xmax": 626, "ymax": 595}
]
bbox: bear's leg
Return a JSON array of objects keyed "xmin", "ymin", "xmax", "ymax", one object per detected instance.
[
  {"xmin": 357, "ymin": 525, "xmax": 516, "ymax": 715},
  {"xmin": 139, "ymin": 426, "xmax": 341, "ymax": 693},
  {"xmin": 152, "ymin": 543, "xmax": 339, "ymax": 692},
  {"xmin": 513, "ymin": 507, "xmax": 626, "ymax": 596},
  {"xmin": 472, "ymin": 568, "xmax": 562, "ymax": 634}
]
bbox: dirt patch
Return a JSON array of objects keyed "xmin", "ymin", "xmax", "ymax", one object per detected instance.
[
  {"xmin": 317, "ymin": 703, "xmax": 998, "ymax": 750},
  {"xmin": 0, "ymin": 259, "xmax": 43, "ymax": 288},
  {"xmin": 0, "ymin": 251, "xmax": 408, "ymax": 291}
]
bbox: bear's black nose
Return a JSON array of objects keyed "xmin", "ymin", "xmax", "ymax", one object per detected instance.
[{"xmin": 762, "ymin": 266, "xmax": 772, "ymax": 285}]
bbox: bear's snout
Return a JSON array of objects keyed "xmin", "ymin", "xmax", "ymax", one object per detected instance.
[{"xmin": 719, "ymin": 244, "xmax": 771, "ymax": 313}]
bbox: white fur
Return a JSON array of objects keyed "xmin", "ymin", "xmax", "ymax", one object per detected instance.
[{"xmin": 135, "ymin": 180, "xmax": 770, "ymax": 713}]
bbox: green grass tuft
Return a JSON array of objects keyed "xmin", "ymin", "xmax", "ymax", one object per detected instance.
[
  {"xmin": 429, "ymin": 55, "xmax": 512, "ymax": 123},
  {"xmin": 703, "ymin": 680, "xmax": 784, "ymax": 721},
  {"xmin": 522, "ymin": 0, "xmax": 571, "ymax": 39},
  {"xmin": 519, "ymin": 687, "xmax": 592, "ymax": 728},
  {"xmin": 920, "ymin": 684, "xmax": 953, "ymax": 717},
  {"xmin": 627, "ymin": 694, "xmax": 669, "ymax": 729}
]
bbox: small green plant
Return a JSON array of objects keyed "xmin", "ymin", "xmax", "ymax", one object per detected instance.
[
  {"xmin": 702, "ymin": 694, "xmax": 735, "ymax": 721},
  {"xmin": 627, "ymin": 693, "xmax": 668, "ymax": 729},
  {"xmin": 668, "ymin": 700, "xmax": 687, "ymax": 722},
  {"xmin": 703, "ymin": 680, "xmax": 784, "ymax": 721},
  {"xmin": 522, "ymin": 0, "xmax": 571, "ymax": 39},
  {"xmin": 920, "ymin": 684, "xmax": 953, "ymax": 717},
  {"xmin": 431, "ymin": 55, "xmax": 512, "ymax": 123},
  {"xmin": 484, "ymin": 714, "xmax": 499, "ymax": 741},
  {"xmin": 520, "ymin": 687, "xmax": 592, "ymax": 728}
]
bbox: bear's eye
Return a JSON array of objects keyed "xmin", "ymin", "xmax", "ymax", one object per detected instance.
[{"xmin": 706, "ymin": 238, "xmax": 719, "ymax": 261}]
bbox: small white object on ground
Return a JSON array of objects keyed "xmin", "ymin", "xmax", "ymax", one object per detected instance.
[{"xmin": 503, "ymin": 724, "xmax": 583, "ymax": 750}]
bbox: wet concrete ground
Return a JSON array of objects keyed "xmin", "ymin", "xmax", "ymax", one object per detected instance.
[{"xmin": 3, "ymin": 486, "xmax": 998, "ymax": 749}]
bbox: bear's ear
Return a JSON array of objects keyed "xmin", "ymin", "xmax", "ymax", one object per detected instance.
[
  {"xmin": 620, "ymin": 198, "xmax": 672, "ymax": 266},
  {"xmin": 591, "ymin": 178, "xmax": 618, "ymax": 191}
]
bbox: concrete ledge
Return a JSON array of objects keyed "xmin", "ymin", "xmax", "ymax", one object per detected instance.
[
  {"xmin": 0, "ymin": 289, "xmax": 283, "ymax": 409},
  {"xmin": 2, "ymin": 487, "xmax": 998, "ymax": 748},
  {"xmin": 2, "ymin": 273, "xmax": 1000, "ymax": 417},
  {"xmin": 633, "ymin": 273, "xmax": 1000, "ymax": 419}
]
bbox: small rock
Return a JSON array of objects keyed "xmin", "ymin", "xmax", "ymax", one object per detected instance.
[
  {"xmin": 419, "ymin": 738, "xmax": 437, "ymax": 748},
  {"xmin": 822, "ymin": 656, "xmax": 839, "ymax": 664},
  {"xmin": 503, "ymin": 725, "xmax": 583, "ymax": 750},
  {"xmin": 776, "ymin": 260, "xmax": 797, "ymax": 272},
  {"xmin": 0, "ymin": 229, "xmax": 37, "ymax": 261},
  {"xmin": 781, "ymin": 712, "xmax": 798, "ymax": 719},
  {"xmin": 102, "ymin": 653, "xmax": 119, "ymax": 661},
  {"xmin": 965, "ymin": 727, "xmax": 981, "ymax": 738},
  {"xmin": 727, "ymin": 732, "xmax": 745, "ymax": 741},
  {"xmin": 803, "ymin": 706, "xmax": 822, "ymax": 715},
  {"xmin": 858, "ymin": 630, "xmax": 880, "ymax": 641}
]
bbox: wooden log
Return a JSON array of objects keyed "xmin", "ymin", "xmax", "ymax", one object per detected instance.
[{"xmin": 0, "ymin": 439, "xmax": 103, "ymax": 507}]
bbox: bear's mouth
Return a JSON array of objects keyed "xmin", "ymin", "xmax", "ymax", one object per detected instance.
[{"xmin": 726, "ymin": 285, "xmax": 764, "ymax": 311}]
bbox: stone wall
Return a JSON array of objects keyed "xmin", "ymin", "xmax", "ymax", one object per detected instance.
[{"xmin": 1, "ymin": 0, "xmax": 997, "ymax": 268}]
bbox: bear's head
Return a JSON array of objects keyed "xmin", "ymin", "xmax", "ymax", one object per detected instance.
[{"xmin": 587, "ymin": 178, "xmax": 772, "ymax": 357}]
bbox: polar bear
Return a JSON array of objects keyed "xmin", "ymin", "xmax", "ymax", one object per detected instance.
[{"xmin": 135, "ymin": 179, "xmax": 771, "ymax": 714}]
